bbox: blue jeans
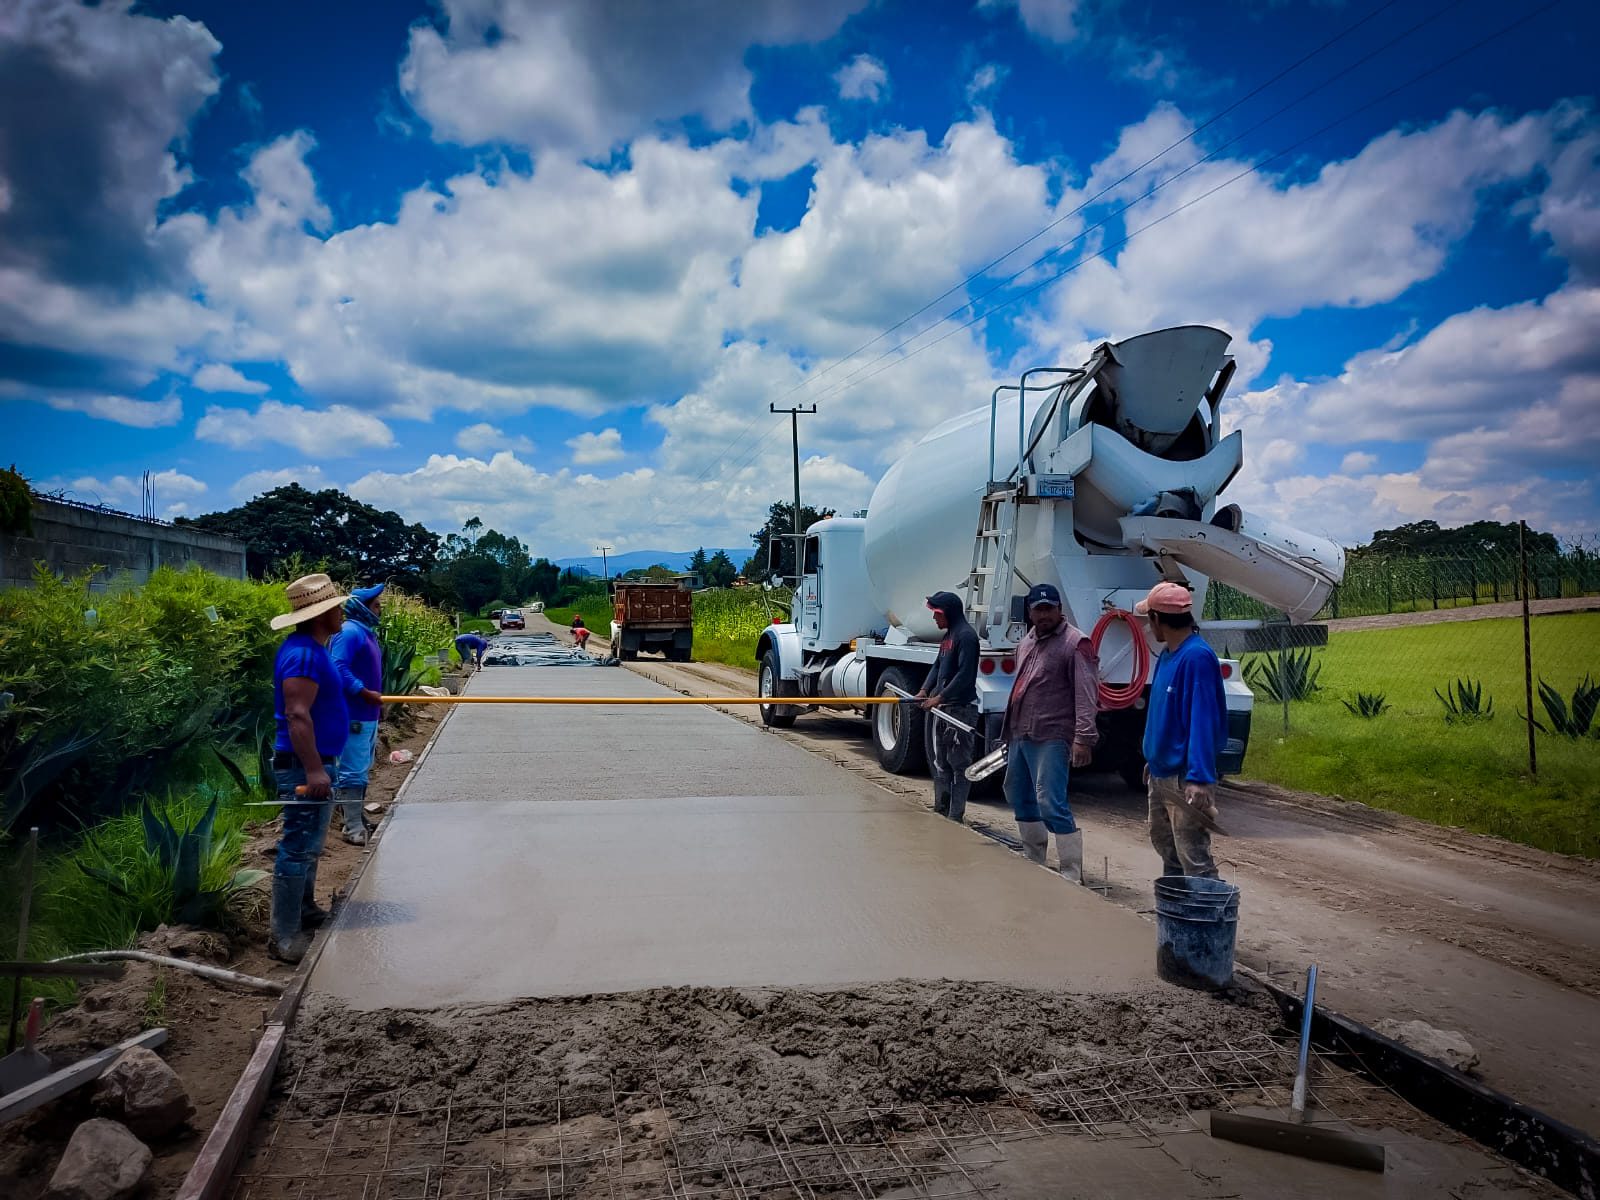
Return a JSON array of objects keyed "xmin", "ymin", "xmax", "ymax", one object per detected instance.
[
  {"xmin": 273, "ymin": 763, "xmax": 334, "ymax": 879},
  {"xmin": 1003, "ymin": 739, "xmax": 1077, "ymax": 834},
  {"xmin": 336, "ymin": 721, "xmax": 378, "ymax": 788}
]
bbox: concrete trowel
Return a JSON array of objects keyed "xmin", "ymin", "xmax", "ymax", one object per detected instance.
[{"xmin": 0, "ymin": 998, "xmax": 52, "ymax": 1095}]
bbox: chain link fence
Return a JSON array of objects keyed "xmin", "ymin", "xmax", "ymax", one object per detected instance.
[{"xmin": 1200, "ymin": 531, "xmax": 1600, "ymax": 855}]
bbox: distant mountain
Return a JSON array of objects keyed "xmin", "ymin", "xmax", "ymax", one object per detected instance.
[{"xmin": 553, "ymin": 548, "xmax": 749, "ymax": 575}]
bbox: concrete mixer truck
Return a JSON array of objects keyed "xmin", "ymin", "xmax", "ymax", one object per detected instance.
[{"xmin": 752, "ymin": 324, "xmax": 1346, "ymax": 784}]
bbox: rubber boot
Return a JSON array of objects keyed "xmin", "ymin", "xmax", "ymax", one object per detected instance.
[
  {"xmin": 1018, "ymin": 821, "xmax": 1049, "ymax": 865},
  {"xmin": 300, "ymin": 862, "xmax": 330, "ymax": 928},
  {"xmin": 1056, "ymin": 829, "xmax": 1084, "ymax": 884},
  {"xmin": 337, "ymin": 787, "xmax": 368, "ymax": 846},
  {"xmin": 269, "ymin": 872, "xmax": 313, "ymax": 963}
]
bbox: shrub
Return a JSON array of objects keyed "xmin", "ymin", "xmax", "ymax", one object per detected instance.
[
  {"xmin": 1436, "ymin": 678, "xmax": 1494, "ymax": 723},
  {"xmin": 0, "ymin": 566, "xmax": 285, "ymax": 832},
  {"xmin": 1341, "ymin": 691, "xmax": 1391, "ymax": 718},
  {"xmin": 1531, "ymin": 675, "xmax": 1599, "ymax": 739},
  {"xmin": 1244, "ymin": 647, "xmax": 1323, "ymax": 702},
  {"xmin": 377, "ymin": 590, "xmax": 455, "ymax": 697},
  {"xmin": 0, "ymin": 465, "xmax": 31, "ymax": 535}
]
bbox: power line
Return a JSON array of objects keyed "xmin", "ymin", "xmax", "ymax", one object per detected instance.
[
  {"xmin": 797, "ymin": 0, "xmax": 1565, "ymax": 411},
  {"xmin": 802, "ymin": 0, "xmax": 1470, "ymax": 407},
  {"xmin": 683, "ymin": 0, "xmax": 1410, "ymax": 487}
]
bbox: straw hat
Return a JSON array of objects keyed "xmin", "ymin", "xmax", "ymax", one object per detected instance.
[{"xmin": 271, "ymin": 573, "xmax": 349, "ymax": 630}]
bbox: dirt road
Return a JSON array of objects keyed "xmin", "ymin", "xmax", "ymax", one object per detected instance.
[{"xmin": 565, "ymin": 620, "xmax": 1600, "ymax": 1136}]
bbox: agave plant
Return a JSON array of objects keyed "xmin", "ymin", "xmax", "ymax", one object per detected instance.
[
  {"xmin": 1436, "ymin": 678, "xmax": 1494, "ymax": 724},
  {"xmin": 1341, "ymin": 691, "xmax": 1390, "ymax": 718},
  {"xmin": 79, "ymin": 795, "xmax": 265, "ymax": 926},
  {"xmin": 1244, "ymin": 647, "xmax": 1323, "ymax": 702},
  {"xmin": 1530, "ymin": 675, "xmax": 1600, "ymax": 740}
]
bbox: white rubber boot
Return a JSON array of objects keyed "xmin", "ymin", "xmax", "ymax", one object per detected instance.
[
  {"xmin": 1056, "ymin": 829, "xmax": 1084, "ymax": 884},
  {"xmin": 1018, "ymin": 821, "xmax": 1049, "ymax": 865}
]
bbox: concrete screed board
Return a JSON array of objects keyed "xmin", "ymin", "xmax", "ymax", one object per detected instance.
[{"xmin": 311, "ymin": 660, "xmax": 1155, "ymax": 1008}]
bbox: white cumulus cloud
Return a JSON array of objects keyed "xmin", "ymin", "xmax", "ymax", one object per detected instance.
[
  {"xmin": 567, "ymin": 428, "xmax": 625, "ymax": 465},
  {"xmin": 456, "ymin": 422, "xmax": 534, "ymax": 454},
  {"xmin": 44, "ymin": 392, "xmax": 181, "ymax": 427},
  {"xmin": 195, "ymin": 401, "xmax": 394, "ymax": 456},
  {"xmin": 230, "ymin": 465, "xmax": 329, "ymax": 500},
  {"xmin": 835, "ymin": 54, "xmax": 888, "ymax": 102},
  {"xmin": 192, "ymin": 363, "xmax": 269, "ymax": 394}
]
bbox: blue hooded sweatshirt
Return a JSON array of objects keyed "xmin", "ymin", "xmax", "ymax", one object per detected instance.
[
  {"xmin": 329, "ymin": 594, "xmax": 384, "ymax": 721},
  {"xmin": 1142, "ymin": 632, "xmax": 1228, "ymax": 784}
]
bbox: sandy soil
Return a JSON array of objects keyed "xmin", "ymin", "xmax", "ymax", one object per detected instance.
[
  {"xmin": 598, "ymin": 640, "xmax": 1600, "ymax": 1135},
  {"xmin": 0, "ymin": 703, "xmax": 450, "ymax": 1199}
]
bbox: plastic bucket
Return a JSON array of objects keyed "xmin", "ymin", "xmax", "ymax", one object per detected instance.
[{"xmin": 1154, "ymin": 877, "xmax": 1240, "ymax": 991}]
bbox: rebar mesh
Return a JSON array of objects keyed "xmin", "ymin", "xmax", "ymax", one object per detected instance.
[{"xmin": 229, "ymin": 1033, "xmax": 1434, "ymax": 1200}]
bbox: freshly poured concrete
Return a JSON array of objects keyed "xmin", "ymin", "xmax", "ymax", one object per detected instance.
[{"xmin": 313, "ymin": 655, "xmax": 1155, "ymax": 1008}]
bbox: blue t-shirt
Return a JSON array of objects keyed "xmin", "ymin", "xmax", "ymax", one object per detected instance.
[
  {"xmin": 455, "ymin": 633, "xmax": 488, "ymax": 658},
  {"xmin": 1142, "ymin": 632, "xmax": 1228, "ymax": 784},
  {"xmin": 273, "ymin": 632, "xmax": 350, "ymax": 758}
]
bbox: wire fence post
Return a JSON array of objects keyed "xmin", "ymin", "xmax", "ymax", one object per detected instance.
[
  {"xmin": 1279, "ymin": 621, "xmax": 1290, "ymax": 734},
  {"xmin": 1519, "ymin": 521, "xmax": 1537, "ymax": 778}
]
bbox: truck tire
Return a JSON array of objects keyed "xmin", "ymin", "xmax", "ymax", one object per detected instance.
[
  {"xmin": 873, "ymin": 666, "xmax": 928, "ymax": 774},
  {"xmin": 1119, "ymin": 756, "xmax": 1146, "ymax": 793},
  {"xmin": 759, "ymin": 651, "xmax": 798, "ymax": 728}
]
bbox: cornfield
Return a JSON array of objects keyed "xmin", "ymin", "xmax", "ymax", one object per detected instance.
[{"xmin": 693, "ymin": 587, "xmax": 792, "ymax": 669}]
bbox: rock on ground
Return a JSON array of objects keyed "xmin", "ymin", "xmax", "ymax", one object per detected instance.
[
  {"xmin": 1375, "ymin": 1018, "xmax": 1481, "ymax": 1073},
  {"xmin": 46, "ymin": 1119, "xmax": 150, "ymax": 1200},
  {"xmin": 92, "ymin": 1046, "xmax": 194, "ymax": 1138}
]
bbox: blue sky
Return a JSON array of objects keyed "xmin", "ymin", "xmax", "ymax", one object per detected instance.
[{"xmin": 2, "ymin": 0, "xmax": 1596, "ymax": 556}]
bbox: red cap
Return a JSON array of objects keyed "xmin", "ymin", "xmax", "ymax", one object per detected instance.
[{"xmin": 1134, "ymin": 581, "xmax": 1193, "ymax": 615}]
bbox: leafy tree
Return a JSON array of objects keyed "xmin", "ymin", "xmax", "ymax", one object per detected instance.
[
  {"xmin": 448, "ymin": 557, "xmax": 505, "ymax": 614},
  {"xmin": 181, "ymin": 484, "xmax": 440, "ymax": 584},
  {"xmin": 750, "ymin": 500, "xmax": 835, "ymax": 581},
  {"xmin": 705, "ymin": 550, "xmax": 737, "ymax": 588},
  {"xmin": 688, "ymin": 547, "xmax": 709, "ymax": 577},
  {"xmin": 518, "ymin": 557, "xmax": 561, "ymax": 602},
  {"xmin": 1356, "ymin": 519, "xmax": 1558, "ymax": 559}
]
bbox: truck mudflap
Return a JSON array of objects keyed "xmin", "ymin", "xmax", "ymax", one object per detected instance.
[{"xmin": 1120, "ymin": 509, "xmax": 1345, "ymax": 624}]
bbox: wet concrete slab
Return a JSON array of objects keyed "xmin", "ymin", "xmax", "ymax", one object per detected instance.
[{"xmin": 312, "ymin": 650, "xmax": 1157, "ymax": 1007}]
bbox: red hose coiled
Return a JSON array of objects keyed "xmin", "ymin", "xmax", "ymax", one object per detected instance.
[{"xmin": 1091, "ymin": 609, "xmax": 1150, "ymax": 710}]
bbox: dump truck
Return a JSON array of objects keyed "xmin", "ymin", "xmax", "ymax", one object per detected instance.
[
  {"xmin": 609, "ymin": 580, "xmax": 694, "ymax": 662},
  {"xmin": 752, "ymin": 324, "xmax": 1345, "ymax": 783}
]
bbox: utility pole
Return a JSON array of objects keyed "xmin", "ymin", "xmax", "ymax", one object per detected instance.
[
  {"xmin": 769, "ymin": 403, "xmax": 817, "ymax": 582},
  {"xmin": 596, "ymin": 545, "xmax": 613, "ymax": 579}
]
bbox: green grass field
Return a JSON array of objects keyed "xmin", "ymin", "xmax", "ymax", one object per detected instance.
[
  {"xmin": 544, "ymin": 596, "xmax": 614, "ymax": 634},
  {"xmin": 1241, "ymin": 612, "xmax": 1600, "ymax": 857}
]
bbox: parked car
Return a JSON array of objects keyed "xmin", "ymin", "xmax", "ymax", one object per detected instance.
[{"xmin": 500, "ymin": 609, "xmax": 525, "ymax": 631}]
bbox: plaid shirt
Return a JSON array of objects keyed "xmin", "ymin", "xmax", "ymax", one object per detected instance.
[{"xmin": 1001, "ymin": 622, "xmax": 1100, "ymax": 746}]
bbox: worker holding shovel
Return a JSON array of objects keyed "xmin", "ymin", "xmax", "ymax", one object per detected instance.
[
  {"xmin": 1136, "ymin": 581, "xmax": 1228, "ymax": 879},
  {"xmin": 267, "ymin": 574, "xmax": 351, "ymax": 964}
]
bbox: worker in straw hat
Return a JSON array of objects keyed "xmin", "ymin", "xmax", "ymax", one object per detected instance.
[
  {"xmin": 267, "ymin": 573, "xmax": 352, "ymax": 963},
  {"xmin": 1135, "ymin": 581, "xmax": 1228, "ymax": 880}
]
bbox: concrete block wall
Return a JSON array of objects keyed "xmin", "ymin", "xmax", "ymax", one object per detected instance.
[{"xmin": 0, "ymin": 496, "xmax": 247, "ymax": 590}]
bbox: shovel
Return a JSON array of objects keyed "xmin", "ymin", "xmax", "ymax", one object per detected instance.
[
  {"xmin": 1210, "ymin": 965, "xmax": 1386, "ymax": 1172},
  {"xmin": 0, "ymin": 998, "xmax": 51, "ymax": 1095}
]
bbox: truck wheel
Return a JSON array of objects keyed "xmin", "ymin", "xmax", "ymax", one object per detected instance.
[
  {"xmin": 873, "ymin": 666, "xmax": 928, "ymax": 774},
  {"xmin": 759, "ymin": 651, "xmax": 798, "ymax": 728}
]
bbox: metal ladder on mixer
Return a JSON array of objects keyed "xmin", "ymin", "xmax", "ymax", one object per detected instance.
[{"xmin": 964, "ymin": 485, "xmax": 1022, "ymax": 644}]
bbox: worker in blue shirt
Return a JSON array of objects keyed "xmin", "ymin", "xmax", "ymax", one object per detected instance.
[
  {"xmin": 329, "ymin": 583, "xmax": 386, "ymax": 847},
  {"xmin": 267, "ymin": 574, "xmax": 351, "ymax": 963},
  {"xmin": 455, "ymin": 632, "xmax": 489, "ymax": 670},
  {"xmin": 1136, "ymin": 581, "xmax": 1228, "ymax": 879}
]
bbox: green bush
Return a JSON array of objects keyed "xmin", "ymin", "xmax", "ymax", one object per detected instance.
[
  {"xmin": 0, "ymin": 566, "xmax": 285, "ymax": 832},
  {"xmin": 1244, "ymin": 647, "xmax": 1323, "ymax": 702},
  {"xmin": 1436, "ymin": 677, "xmax": 1494, "ymax": 724},
  {"xmin": 1340, "ymin": 691, "xmax": 1391, "ymax": 718},
  {"xmin": 377, "ymin": 590, "xmax": 455, "ymax": 696},
  {"xmin": 0, "ymin": 465, "xmax": 31, "ymax": 535},
  {"xmin": 1532, "ymin": 675, "xmax": 1599, "ymax": 739}
]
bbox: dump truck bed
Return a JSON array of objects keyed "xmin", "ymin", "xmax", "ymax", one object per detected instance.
[{"xmin": 612, "ymin": 583, "xmax": 693, "ymax": 628}]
